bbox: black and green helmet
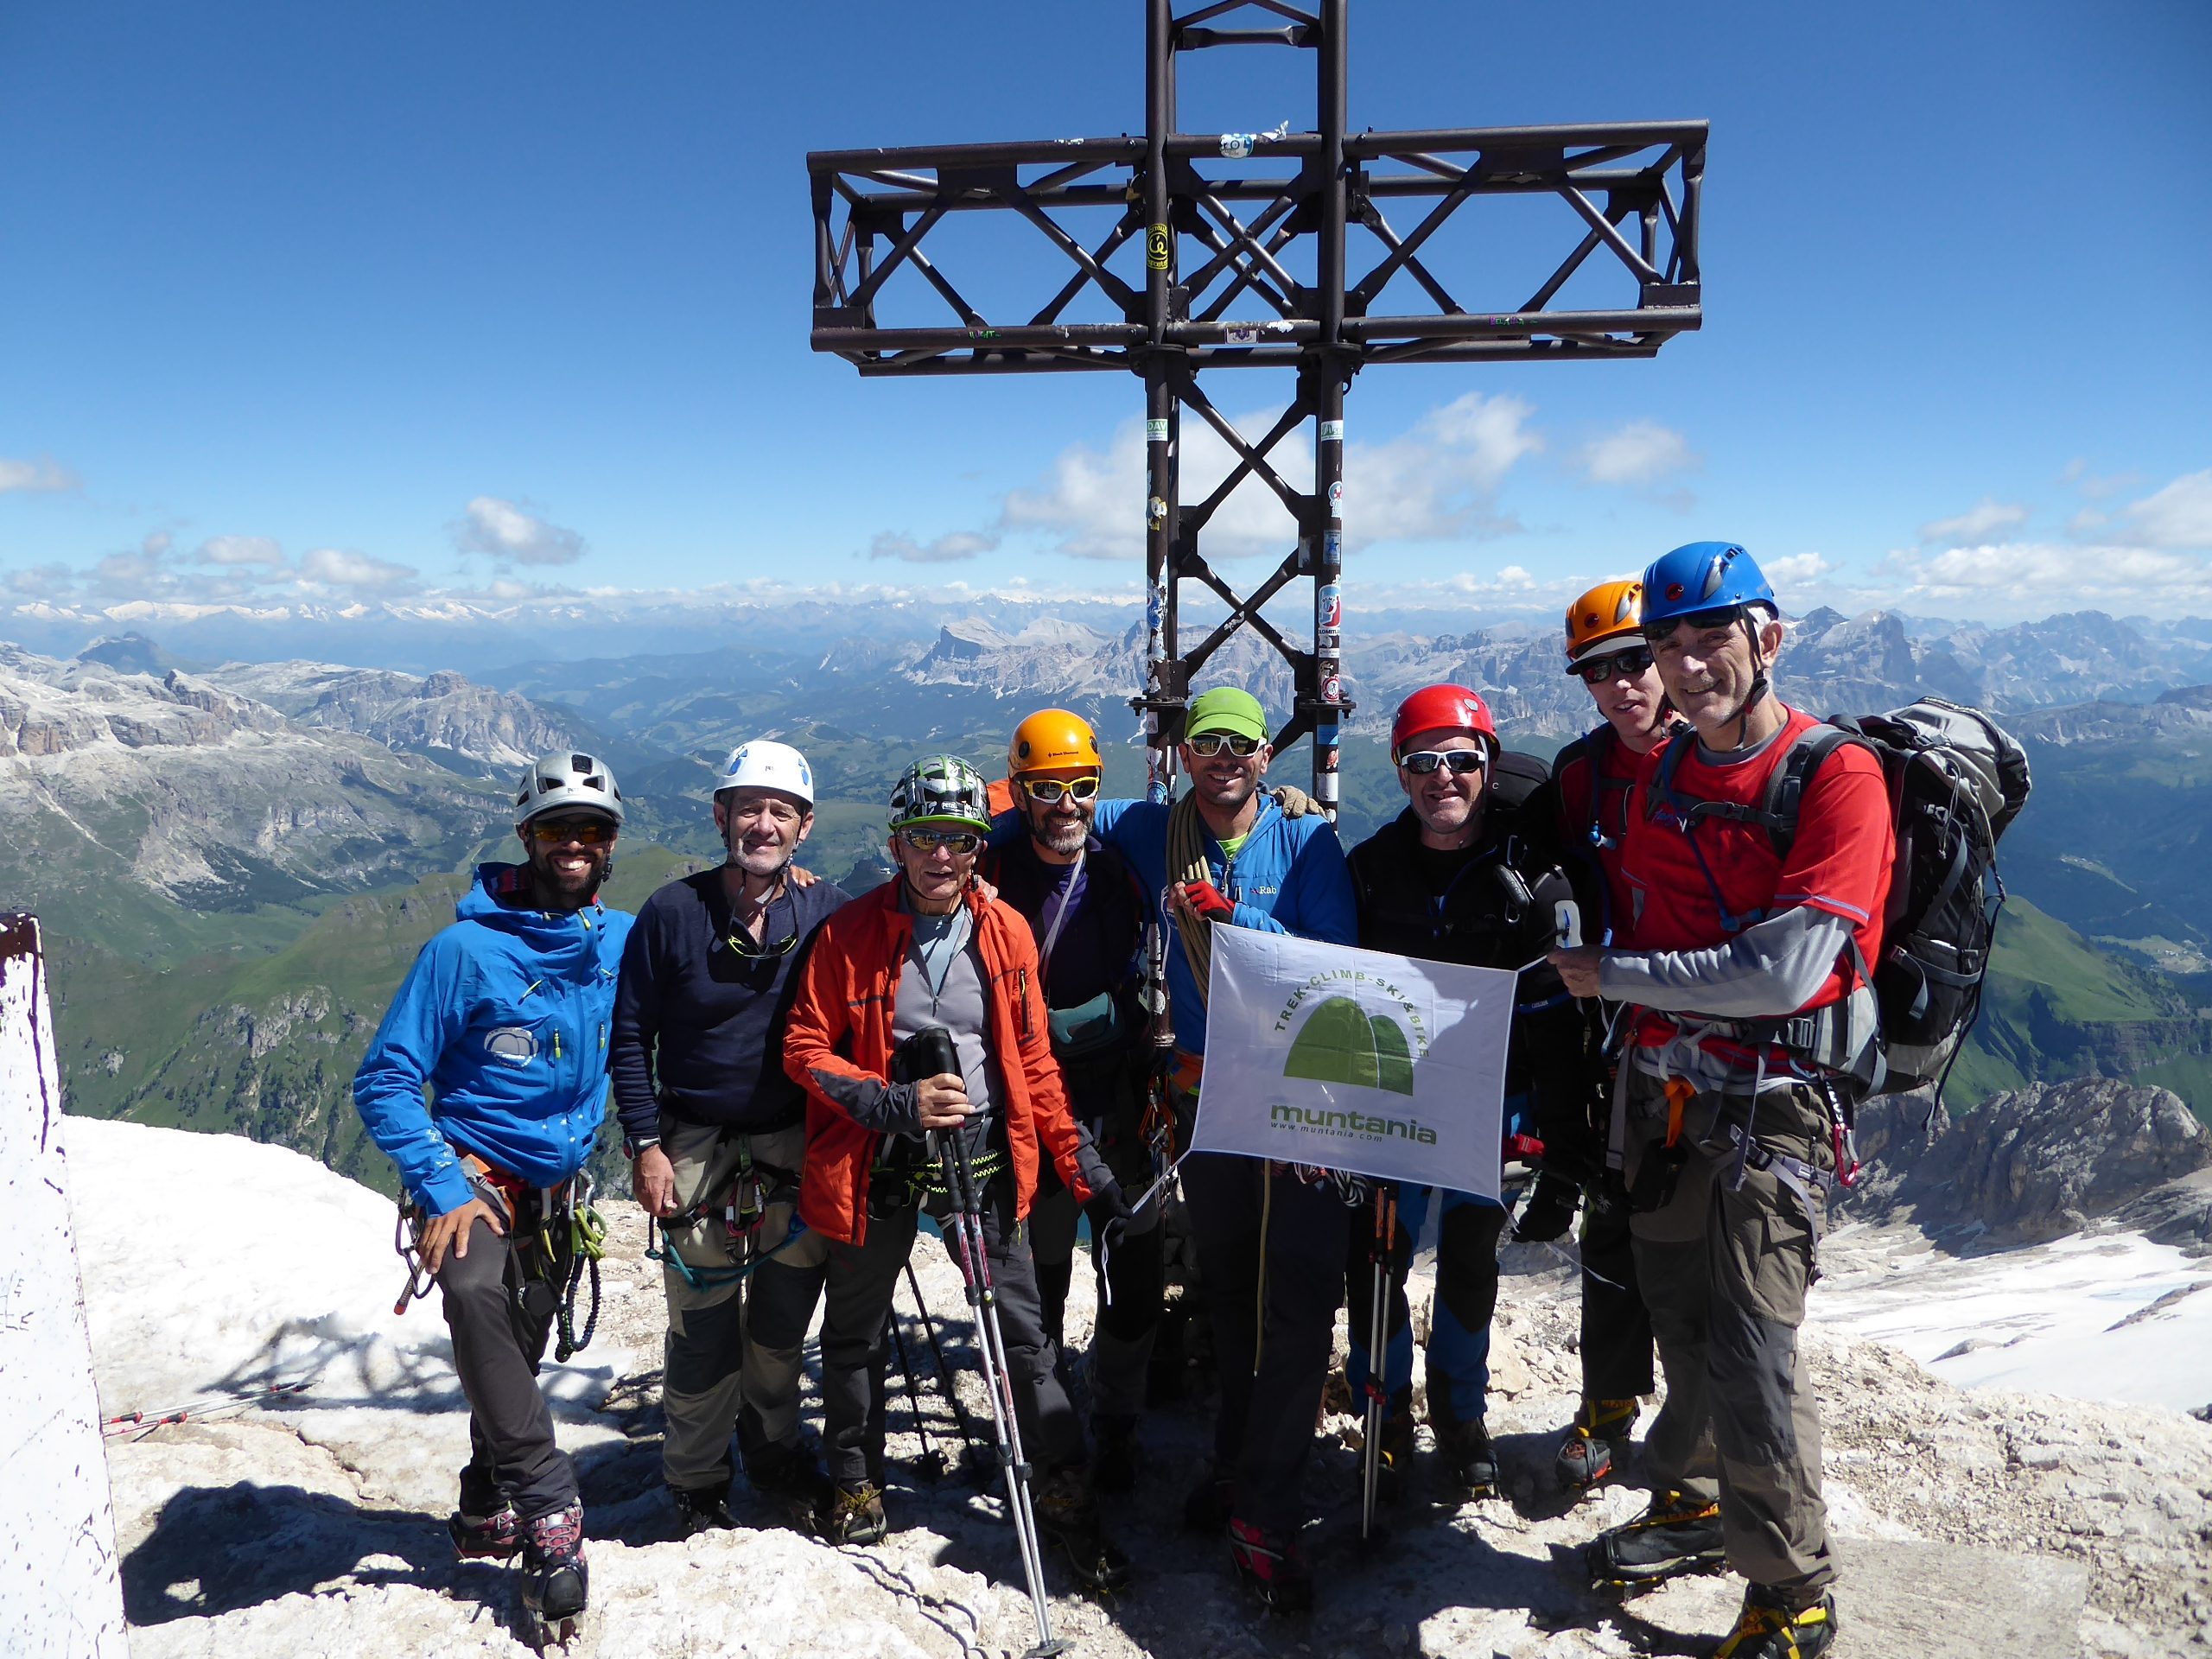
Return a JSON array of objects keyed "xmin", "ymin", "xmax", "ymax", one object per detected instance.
[{"xmin": 888, "ymin": 754, "xmax": 992, "ymax": 834}]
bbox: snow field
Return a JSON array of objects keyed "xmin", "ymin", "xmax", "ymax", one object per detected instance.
[{"xmin": 64, "ymin": 1118, "xmax": 2212, "ymax": 1656}]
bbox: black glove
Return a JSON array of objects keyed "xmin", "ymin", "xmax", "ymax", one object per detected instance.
[
  {"xmin": 1513, "ymin": 1172, "xmax": 1580, "ymax": 1243},
  {"xmin": 1083, "ymin": 1175, "xmax": 1134, "ymax": 1243}
]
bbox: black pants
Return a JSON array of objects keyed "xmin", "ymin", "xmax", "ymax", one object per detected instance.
[
  {"xmin": 439, "ymin": 1217, "xmax": 576, "ymax": 1522},
  {"xmin": 1580, "ymin": 1185, "xmax": 1656, "ymax": 1401},
  {"xmin": 1181, "ymin": 1152, "xmax": 1350, "ymax": 1534},
  {"xmin": 819, "ymin": 1179, "xmax": 1082, "ymax": 1489}
]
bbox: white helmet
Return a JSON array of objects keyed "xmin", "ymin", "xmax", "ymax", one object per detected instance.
[
  {"xmin": 714, "ymin": 739, "xmax": 815, "ymax": 807},
  {"xmin": 514, "ymin": 750, "xmax": 624, "ymax": 828}
]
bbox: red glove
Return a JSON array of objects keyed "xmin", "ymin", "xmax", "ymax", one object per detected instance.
[{"xmin": 1182, "ymin": 880, "xmax": 1234, "ymax": 920}]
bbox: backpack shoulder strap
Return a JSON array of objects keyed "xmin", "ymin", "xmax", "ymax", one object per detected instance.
[{"xmin": 1761, "ymin": 722, "xmax": 1875, "ymax": 858}]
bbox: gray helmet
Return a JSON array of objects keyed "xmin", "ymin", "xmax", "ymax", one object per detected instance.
[
  {"xmin": 888, "ymin": 754, "xmax": 991, "ymax": 834},
  {"xmin": 515, "ymin": 750, "xmax": 624, "ymax": 829}
]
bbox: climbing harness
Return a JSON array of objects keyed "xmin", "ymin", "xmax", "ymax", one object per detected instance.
[
  {"xmin": 391, "ymin": 1156, "xmax": 606, "ymax": 1362},
  {"xmin": 645, "ymin": 1135, "xmax": 808, "ymax": 1293}
]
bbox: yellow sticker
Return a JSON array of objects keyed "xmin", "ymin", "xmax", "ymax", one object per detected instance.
[{"xmin": 1147, "ymin": 223, "xmax": 1171, "ymax": 271}]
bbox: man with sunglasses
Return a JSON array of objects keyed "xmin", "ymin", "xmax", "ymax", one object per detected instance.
[
  {"xmin": 609, "ymin": 740, "xmax": 849, "ymax": 1532},
  {"xmin": 1342, "ymin": 685, "xmax": 1584, "ymax": 1505},
  {"xmin": 978, "ymin": 709, "xmax": 1160, "ymax": 1491},
  {"xmin": 785, "ymin": 755, "xmax": 1133, "ymax": 1588},
  {"xmin": 1071, "ymin": 684, "xmax": 1357, "ymax": 1614},
  {"xmin": 1533, "ymin": 580, "xmax": 1675, "ymax": 1495},
  {"xmin": 1549, "ymin": 543, "xmax": 1892, "ymax": 1659},
  {"xmin": 353, "ymin": 750, "xmax": 632, "ymax": 1637}
]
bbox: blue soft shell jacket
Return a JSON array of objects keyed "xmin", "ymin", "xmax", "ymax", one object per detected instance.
[
  {"xmin": 1090, "ymin": 792, "xmax": 1358, "ymax": 1054},
  {"xmin": 353, "ymin": 862, "xmax": 632, "ymax": 1214}
]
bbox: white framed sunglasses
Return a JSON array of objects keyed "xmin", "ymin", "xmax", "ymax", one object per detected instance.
[{"xmin": 1397, "ymin": 749, "xmax": 1486, "ymax": 776}]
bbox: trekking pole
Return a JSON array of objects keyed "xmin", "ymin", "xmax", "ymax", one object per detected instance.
[
  {"xmin": 934, "ymin": 1128, "xmax": 1066, "ymax": 1659},
  {"xmin": 1360, "ymin": 1183, "xmax": 1400, "ymax": 1542},
  {"xmin": 887, "ymin": 1306, "xmax": 947, "ymax": 1482},
  {"xmin": 901, "ymin": 1258, "xmax": 982, "ymax": 1465}
]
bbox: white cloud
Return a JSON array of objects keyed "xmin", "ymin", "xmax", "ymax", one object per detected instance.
[
  {"xmin": 1918, "ymin": 499, "xmax": 2028, "ymax": 545},
  {"xmin": 0, "ymin": 455, "xmax": 78, "ymax": 493},
  {"xmin": 452, "ymin": 496, "xmax": 586, "ymax": 566},
  {"xmin": 1765, "ymin": 552, "xmax": 1837, "ymax": 584},
  {"xmin": 298, "ymin": 547, "xmax": 417, "ymax": 592},
  {"xmin": 1577, "ymin": 421, "xmax": 1696, "ymax": 487},
  {"xmin": 999, "ymin": 390, "xmax": 1540, "ymax": 562},
  {"xmin": 1894, "ymin": 539, "xmax": 2212, "ymax": 604},
  {"xmin": 2119, "ymin": 469, "xmax": 2212, "ymax": 551},
  {"xmin": 868, "ymin": 530, "xmax": 999, "ymax": 563},
  {"xmin": 196, "ymin": 534, "xmax": 287, "ymax": 569},
  {"xmin": 3, "ymin": 562, "xmax": 78, "ymax": 598}
]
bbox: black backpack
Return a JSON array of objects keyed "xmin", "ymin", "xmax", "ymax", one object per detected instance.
[{"xmin": 1653, "ymin": 698, "xmax": 2032, "ymax": 1099}]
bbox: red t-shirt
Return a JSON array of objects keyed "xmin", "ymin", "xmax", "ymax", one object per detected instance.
[
  {"xmin": 1618, "ymin": 706, "xmax": 1894, "ymax": 1017},
  {"xmin": 1552, "ymin": 726, "xmax": 1646, "ymax": 938}
]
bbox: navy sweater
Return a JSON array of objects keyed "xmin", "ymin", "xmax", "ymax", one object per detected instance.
[{"xmin": 611, "ymin": 870, "xmax": 849, "ymax": 1141}]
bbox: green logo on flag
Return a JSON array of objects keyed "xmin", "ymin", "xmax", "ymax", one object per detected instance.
[{"xmin": 1282, "ymin": 995, "xmax": 1416, "ymax": 1096}]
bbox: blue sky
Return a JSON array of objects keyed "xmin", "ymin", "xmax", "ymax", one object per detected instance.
[{"xmin": 2, "ymin": 0, "xmax": 2207, "ymax": 626}]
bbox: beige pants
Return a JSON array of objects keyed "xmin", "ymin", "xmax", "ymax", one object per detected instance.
[
  {"xmin": 657, "ymin": 1116, "xmax": 828, "ymax": 1494},
  {"xmin": 1622, "ymin": 1069, "xmax": 1836, "ymax": 1599}
]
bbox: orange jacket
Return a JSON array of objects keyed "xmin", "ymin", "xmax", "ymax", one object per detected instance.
[{"xmin": 783, "ymin": 880, "xmax": 1096, "ymax": 1245}]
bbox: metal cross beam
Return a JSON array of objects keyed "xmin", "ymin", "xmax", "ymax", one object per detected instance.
[{"xmin": 809, "ymin": 0, "xmax": 1706, "ymax": 813}]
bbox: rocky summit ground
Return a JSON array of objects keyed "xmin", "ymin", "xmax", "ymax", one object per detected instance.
[{"xmin": 74, "ymin": 1120, "xmax": 2212, "ymax": 1659}]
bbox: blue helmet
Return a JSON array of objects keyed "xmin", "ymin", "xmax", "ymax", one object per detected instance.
[{"xmin": 1638, "ymin": 542, "xmax": 1774, "ymax": 632}]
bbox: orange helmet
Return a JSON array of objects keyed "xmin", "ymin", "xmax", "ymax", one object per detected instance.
[
  {"xmin": 1007, "ymin": 709, "xmax": 1102, "ymax": 777},
  {"xmin": 1564, "ymin": 579, "xmax": 1644, "ymax": 668}
]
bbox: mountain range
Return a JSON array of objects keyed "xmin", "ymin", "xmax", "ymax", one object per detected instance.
[{"xmin": 19, "ymin": 595, "xmax": 2212, "ymax": 1198}]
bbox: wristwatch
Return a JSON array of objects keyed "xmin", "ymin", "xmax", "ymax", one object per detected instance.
[{"xmin": 623, "ymin": 1135, "xmax": 661, "ymax": 1160}]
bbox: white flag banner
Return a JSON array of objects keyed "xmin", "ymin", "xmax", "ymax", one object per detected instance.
[{"xmin": 1190, "ymin": 925, "xmax": 1515, "ymax": 1199}]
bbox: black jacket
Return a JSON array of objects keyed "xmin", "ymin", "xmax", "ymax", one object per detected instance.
[{"xmin": 1346, "ymin": 799, "xmax": 1591, "ymax": 1163}]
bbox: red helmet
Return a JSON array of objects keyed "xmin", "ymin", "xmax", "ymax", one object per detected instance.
[{"xmin": 1390, "ymin": 683, "xmax": 1497, "ymax": 761}]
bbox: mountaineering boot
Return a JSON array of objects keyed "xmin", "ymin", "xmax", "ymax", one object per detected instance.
[
  {"xmin": 1182, "ymin": 1465, "xmax": 1235, "ymax": 1534},
  {"xmin": 1555, "ymin": 1397, "xmax": 1639, "ymax": 1492},
  {"xmin": 518, "ymin": 1500, "xmax": 588, "ymax": 1643},
  {"xmin": 746, "ymin": 1433, "xmax": 830, "ymax": 1509},
  {"xmin": 449, "ymin": 1503, "xmax": 522, "ymax": 1560},
  {"xmin": 1091, "ymin": 1412, "xmax": 1141, "ymax": 1495},
  {"xmin": 1585, "ymin": 1487, "xmax": 1726, "ymax": 1590},
  {"xmin": 452, "ymin": 1464, "xmax": 520, "ymax": 1559},
  {"xmin": 819, "ymin": 1479, "xmax": 889, "ymax": 1546},
  {"xmin": 1435, "ymin": 1416, "xmax": 1499, "ymax": 1497},
  {"xmin": 1226, "ymin": 1516, "xmax": 1313, "ymax": 1615},
  {"xmin": 1374, "ymin": 1410, "xmax": 1418, "ymax": 1506},
  {"xmin": 669, "ymin": 1484, "xmax": 740, "ymax": 1535},
  {"xmin": 1033, "ymin": 1467, "xmax": 1135, "ymax": 1592},
  {"xmin": 1714, "ymin": 1590, "xmax": 1839, "ymax": 1658}
]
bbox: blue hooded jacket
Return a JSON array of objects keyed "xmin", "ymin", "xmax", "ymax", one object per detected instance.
[
  {"xmin": 353, "ymin": 862, "xmax": 632, "ymax": 1214},
  {"xmin": 1090, "ymin": 791, "xmax": 1358, "ymax": 1054}
]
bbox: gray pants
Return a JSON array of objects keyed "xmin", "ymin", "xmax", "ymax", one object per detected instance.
[
  {"xmin": 1623, "ymin": 1068, "xmax": 1835, "ymax": 1600},
  {"xmin": 820, "ymin": 1179, "xmax": 1081, "ymax": 1489},
  {"xmin": 439, "ymin": 1216, "xmax": 575, "ymax": 1523},
  {"xmin": 656, "ymin": 1117, "xmax": 829, "ymax": 1494}
]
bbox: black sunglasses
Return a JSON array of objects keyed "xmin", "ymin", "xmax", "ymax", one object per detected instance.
[
  {"xmin": 901, "ymin": 828, "xmax": 981, "ymax": 855},
  {"xmin": 1643, "ymin": 606, "xmax": 1748, "ymax": 642},
  {"xmin": 527, "ymin": 816, "xmax": 616, "ymax": 846},
  {"xmin": 1573, "ymin": 646, "xmax": 1656, "ymax": 684},
  {"xmin": 1398, "ymin": 750, "xmax": 1486, "ymax": 776},
  {"xmin": 721, "ymin": 924, "xmax": 799, "ymax": 959}
]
